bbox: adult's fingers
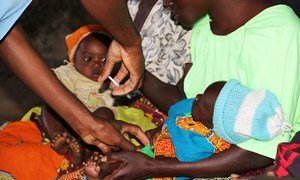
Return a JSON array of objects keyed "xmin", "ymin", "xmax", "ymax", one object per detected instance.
[
  {"xmin": 96, "ymin": 142, "xmax": 111, "ymax": 154},
  {"xmin": 116, "ymin": 137, "xmax": 137, "ymax": 151},
  {"xmin": 98, "ymin": 40, "xmax": 121, "ymax": 82},
  {"xmin": 108, "ymin": 64, "xmax": 129, "ymax": 90},
  {"xmin": 94, "ymin": 122, "xmax": 137, "ymax": 151},
  {"xmin": 121, "ymin": 124, "xmax": 150, "ymax": 146},
  {"xmin": 103, "ymin": 161, "xmax": 127, "ymax": 180},
  {"xmin": 112, "ymin": 75, "xmax": 141, "ymax": 96},
  {"xmin": 103, "ymin": 151, "xmax": 127, "ymax": 163},
  {"xmin": 98, "ymin": 60, "xmax": 115, "ymax": 82},
  {"xmin": 110, "ymin": 63, "xmax": 140, "ymax": 96},
  {"xmin": 81, "ymin": 134, "xmax": 114, "ymax": 154},
  {"xmin": 92, "ymin": 128, "xmax": 136, "ymax": 152},
  {"xmin": 81, "ymin": 133, "xmax": 103, "ymax": 146}
]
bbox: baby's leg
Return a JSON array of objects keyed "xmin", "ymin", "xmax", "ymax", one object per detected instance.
[
  {"xmin": 85, "ymin": 161, "xmax": 100, "ymax": 180},
  {"xmin": 67, "ymin": 137, "xmax": 84, "ymax": 166},
  {"xmin": 39, "ymin": 104, "xmax": 70, "ymax": 154},
  {"xmin": 93, "ymin": 107, "xmax": 115, "ymax": 120},
  {"xmin": 51, "ymin": 132, "xmax": 69, "ymax": 155}
]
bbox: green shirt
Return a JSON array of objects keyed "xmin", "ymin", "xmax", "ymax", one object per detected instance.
[{"xmin": 184, "ymin": 5, "xmax": 300, "ymax": 158}]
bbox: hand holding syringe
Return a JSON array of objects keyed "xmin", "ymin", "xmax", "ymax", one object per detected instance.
[{"xmin": 108, "ymin": 76, "xmax": 132, "ymax": 99}]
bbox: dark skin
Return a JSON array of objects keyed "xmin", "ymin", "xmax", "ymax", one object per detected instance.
[
  {"xmin": 1, "ymin": 0, "xmax": 158, "ymax": 152},
  {"xmin": 36, "ymin": 105, "xmax": 106, "ymax": 166},
  {"xmin": 74, "ymin": 34, "xmax": 111, "ymax": 82},
  {"xmin": 132, "ymin": 0, "xmax": 159, "ymax": 32},
  {"xmin": 38, "ymin": 103, "xmax": 138, "ymax": 169},
  {"xmin": 144, "ymin": 80, "xmax": 223, "ymax": 140},
  {"xmin": 146, "ymin": 81, "xmax": 225, "ymax": 148},
  {"xmin": 0, "ymin": 25, "xmax": 146, "ymax": 153},
  {"xmin": 36, "ymin": 34, "xmax": 149, "ymax": 166},
  {"xmin": 103, "ymin": 0, "xmax": 275, "ymax": 179},
  {"xmin": 81, "ymin": 0, "xmax": 144, "ymax": 96},
  {"xmin": 141, "ymin": 63, "xmax": 191, "ymax": 114},
  {"xmin": 191, "ymin": 81, "xmax": 225, "ymax": 128}
]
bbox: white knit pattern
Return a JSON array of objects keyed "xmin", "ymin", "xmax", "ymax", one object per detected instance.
[{"xmin": 234, "ymin": 90, "xmax": 266, "ymax": 138}]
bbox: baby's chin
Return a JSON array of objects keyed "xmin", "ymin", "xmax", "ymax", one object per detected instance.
[
  {"xmin": 90, "ymin": 73, "xmax": 101, "ymax": 82},
  {"xmin": 87, "ymin": 75, "xmax": 99, "ymax": 82}
]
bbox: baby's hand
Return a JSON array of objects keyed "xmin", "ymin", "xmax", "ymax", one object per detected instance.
[{"xmin": 145, "ymin": 127, "xmax": 162, "ymax": 146}]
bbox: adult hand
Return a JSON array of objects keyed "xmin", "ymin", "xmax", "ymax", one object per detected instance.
[
  {"xmin": 80, "ymin": 0, "xmax": 144, "ymax": 96},
  {"xmin": 80, "ymin": 116, "xmax": 149, "ymax": 153},
  {"xmin": 98, "ymin": 40, "xmax": 144, "ymax": 96},
  {"xmin": 109, "ymin": 120, "xmax": 150, "ymax": 145},
  {"xmin": 145, "ymin": 127, "xmax": 162, "ymax": 146},
  {"xmin": 103, "ymin": 151, "xmax": 154, "ymax": 179}
]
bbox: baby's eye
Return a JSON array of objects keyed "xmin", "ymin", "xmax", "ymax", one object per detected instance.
[{"xmin": 83, "ymin": 57, "xmax": 92, "ymax": 62}]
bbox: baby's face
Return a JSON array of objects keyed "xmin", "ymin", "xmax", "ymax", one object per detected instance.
[
  {"xmin": 74, "ymin": 35, "xmax": 108, "ymax": 82},
  {"xmin": 191, "ymin": 81, "xmax": 225, "ymax": 128},
  {"xmin": 192, "ymin": 94, "xmax": 213, "ymax": 128}
]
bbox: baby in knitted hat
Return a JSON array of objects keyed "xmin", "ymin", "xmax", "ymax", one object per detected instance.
[
  {"xmin": 150, "ymin": 79, "xmax": 291, "ymax": 163},
  {"xmin": 84, "ymin": 79, "xmax": 291, "ymax": 179}
]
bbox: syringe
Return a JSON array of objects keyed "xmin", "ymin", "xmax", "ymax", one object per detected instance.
[{"xmin": 108, "ymin": 76, "xmax": 132, "ymax": 99}]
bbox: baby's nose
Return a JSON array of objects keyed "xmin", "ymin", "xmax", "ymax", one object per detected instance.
[{"xmin": 93, "ymin": 57, "xmax": 105, "ymax": 67}]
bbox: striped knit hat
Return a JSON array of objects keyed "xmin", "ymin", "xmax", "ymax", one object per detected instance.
[
  {"xmin": 213, "ymin": 80, "xmax": 291, "ymax": 144},
  {"xmin": 65, "ymin": 24, "xmax": 111, "ymax": 64}
]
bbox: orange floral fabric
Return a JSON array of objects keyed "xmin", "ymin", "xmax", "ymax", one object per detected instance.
[{"xmin": 0, "ymin": 121, "xmax": 64, "ymax": 180}]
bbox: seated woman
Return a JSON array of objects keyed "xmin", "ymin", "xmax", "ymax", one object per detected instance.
[
  {"xmin": 96, "ymin": 0, "xmax": 300, "ymax": 179},
  {"xmin": 84, "ymin": 79, "xmax": 291, "ymax": 179}
]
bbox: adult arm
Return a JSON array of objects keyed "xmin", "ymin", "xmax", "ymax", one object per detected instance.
[
  {"xmin": 141, "ymin": 63, "xmax": 192, "ymax": 114},
  {"xmin": 106, "ymin": 146, "xmax": 273, "ymax": 179},
  {"xmin": 141, "ymin": 71, "xmax": 185, "ymax": 114},
  {"xmin": 80, "ymin": 0, "xmax": 144, "ymax": 96},
  {"xmin": 133, "ymin": 0, "xmax": 158, "ymax": 32},
  {"xmin": 0, "ymin": 25, "xmax": 148, "ymax": 151}
]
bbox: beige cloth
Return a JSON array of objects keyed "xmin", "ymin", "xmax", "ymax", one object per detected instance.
[{"xmin": 53, "ymin": 63, "xmax": 115, "ymax": 112}]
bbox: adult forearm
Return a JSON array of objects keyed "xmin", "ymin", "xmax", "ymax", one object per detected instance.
[
  {"xmin": 0, "ymin": 25, "xmax": 94, "ymax": 134},
  {"xmin": 150, "ymin": 146, "xmax": 274, "ymax": 178},
  {"xmin": 80, "ymin": 0, "xmax": 141, "ymax": 48},
  {"xmin": 141, "ymin": 70, "xmax": 185, "ymax": 114}
]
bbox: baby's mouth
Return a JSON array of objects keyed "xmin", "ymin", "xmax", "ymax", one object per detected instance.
[{"xmin": 92, "ymin": 69, "xmax": 101, "ymax": 78}]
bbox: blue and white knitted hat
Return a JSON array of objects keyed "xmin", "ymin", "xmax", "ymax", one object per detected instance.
[{"xmin": 213, "ymin": 80, "xmax": 291, "ymax": 144}]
